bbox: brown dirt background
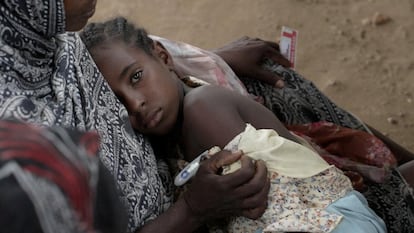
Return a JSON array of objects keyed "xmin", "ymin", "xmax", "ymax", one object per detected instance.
[{"xmin": 91, "ymin": 0, "xmax": 414, "ymax": 152}]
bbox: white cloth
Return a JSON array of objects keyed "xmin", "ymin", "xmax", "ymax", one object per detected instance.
[{"xmin": 223, "ymin": 123, "xmax": 330, "ymax": 178}]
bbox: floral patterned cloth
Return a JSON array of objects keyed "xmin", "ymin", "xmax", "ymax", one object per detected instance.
[
  {"xmin": 212, "ymin": 124, "xmax": 353, "ymax": 233},
  {"xmin": 227, "ymin": 168, "xmax": 350, "ymax": 233}
]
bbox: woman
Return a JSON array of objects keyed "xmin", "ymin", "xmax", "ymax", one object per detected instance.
[{"xmin": 0, "ymin": 1, "xmax": 270, "ymax": 232}]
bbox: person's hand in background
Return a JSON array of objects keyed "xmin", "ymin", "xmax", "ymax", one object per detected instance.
[{"xmin": 213, "ymin": 36, "xmax": 291, "ymax": 88}]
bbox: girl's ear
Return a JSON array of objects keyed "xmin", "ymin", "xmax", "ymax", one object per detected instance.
[{"xmin": 153, "ymin": 41, "xmax": 174, "ymax": 68}]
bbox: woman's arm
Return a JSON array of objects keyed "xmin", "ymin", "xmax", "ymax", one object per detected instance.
[
  {"xmin": 137, "ymin": 197, "xmax": 200, "ymax": 233},
  {"xmin": 137, "ymin": 150, "xmax": 270, "ymax": 233},
  {"xmin": 212, "ymin": 36, "xmax": 290, "ymax": 88}
]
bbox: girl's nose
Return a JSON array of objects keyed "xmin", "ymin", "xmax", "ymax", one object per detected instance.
[{"xmin": 124, "ymin": 94, "xmax": 145, "ymax": 115}]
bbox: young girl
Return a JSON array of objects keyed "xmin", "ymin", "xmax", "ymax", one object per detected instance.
[{"xmin": 81, "ymin": 17, "xmax": 386, "ymax": 233}]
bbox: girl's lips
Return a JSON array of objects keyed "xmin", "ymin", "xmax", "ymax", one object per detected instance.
[{"xmin": 145, "ymin": 109, "xmax": 162, "ymax": 129}]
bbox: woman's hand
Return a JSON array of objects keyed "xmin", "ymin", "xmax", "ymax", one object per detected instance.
[
  {"xmin": 212, "ymin": 36, "xmax": 291, "ymax": 88},
  {"xmin": 183, "ymin": 150, "xmax": 270, "ymax": 221}
]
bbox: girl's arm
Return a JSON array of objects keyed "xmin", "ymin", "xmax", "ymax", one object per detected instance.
[{"xmin": 181, "ymin": 85, "xmax": 297, "ymax": 159}]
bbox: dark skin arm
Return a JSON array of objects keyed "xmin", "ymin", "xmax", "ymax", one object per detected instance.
[
  {"xmin": 179, "ymin": 84, "xmax": 301, "ymax": 224},
  {"xmin": 137, "ymin": 195, "xmax": 201, "ymax": 233},
  {"xmin": 137, "ymin": 145, "xmax": 270, "ymax": 233},
  {"xmin": 212, "ymin": 36, "xmax": 291, "ymax": 88},
  {"xmin": 181, "ymin": 85, "xmax": 298, "ymax": 160}
]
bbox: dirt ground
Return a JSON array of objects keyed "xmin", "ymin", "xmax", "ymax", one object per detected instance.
[{"xmin": 91, "ymin": 0, "xmax": 414, "ymax": 152}]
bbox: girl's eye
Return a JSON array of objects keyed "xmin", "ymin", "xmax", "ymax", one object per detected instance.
[{"xmin": 130, "ymin": 70, "xmax": 143, "ymax": 84}]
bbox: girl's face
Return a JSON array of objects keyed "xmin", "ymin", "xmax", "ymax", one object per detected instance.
[
  {"xmin": 92, "ymin": 41, "xmax": 184, "ymax": 136},
  {"xmin": 64, "ymin": 0, "xmax": 97, "ymax": 31}
]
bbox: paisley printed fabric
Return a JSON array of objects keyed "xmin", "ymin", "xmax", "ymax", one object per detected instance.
[
  {"xmin": 241, "ymin": 61, "xmax": 367, "ymax": 130},
  {"xmin": 0, "ymin": 1, "xmax": 173, "ymax": 232}
]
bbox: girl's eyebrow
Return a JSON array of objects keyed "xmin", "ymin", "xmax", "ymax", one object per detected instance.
[{"xmin": 120, "ymin": 62, "xmax": 137, "ymax": 79}]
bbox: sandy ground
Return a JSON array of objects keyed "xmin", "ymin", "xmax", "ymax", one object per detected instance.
[{"xmin": 91, "ymin": 0, "xmax": 414, "ymax": 152}]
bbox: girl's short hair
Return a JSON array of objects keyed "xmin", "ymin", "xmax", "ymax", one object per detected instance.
[{"xmin": 80, "ymin": 17, "xmax": 154, "ymax": 56}]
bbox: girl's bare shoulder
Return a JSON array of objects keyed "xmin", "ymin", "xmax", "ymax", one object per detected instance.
[
  {"xmin": 184, "ymin": 85, "xmax": 242, "ymax": 110},
  {"xmin": 181, "ymin": 85, "xmax": 245, "ymax": 151}
]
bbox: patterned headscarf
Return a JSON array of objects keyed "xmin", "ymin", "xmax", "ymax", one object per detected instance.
[
  {"xmin": 0, "ymin": 119, "xmax": 126, "ymax": 233},
  {"xmin": 0, "ymin": 1, "xmax": 173, "ymax": 231}
]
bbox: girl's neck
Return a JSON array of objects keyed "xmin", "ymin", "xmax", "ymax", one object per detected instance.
[
  {"xmin": 151, "ymin": 71, "xmax": 200, "ymax": 159},
  {"xmin": 150, "ymin": 74, "xmax": 189, "ymax": 159}
]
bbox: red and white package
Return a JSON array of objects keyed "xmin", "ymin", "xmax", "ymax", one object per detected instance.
[{"xmin": 279, "ymin": 26, "xmax": 298, "ymax": 69}]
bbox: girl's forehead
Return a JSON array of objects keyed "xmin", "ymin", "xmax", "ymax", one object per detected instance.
[
  {"xmin": 99, "ymin": 41, "xmax": 148, "ymax": 55},
  {"xmin": 93, "ymin": 41, "xmax": 130, "ymax": 58}
]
